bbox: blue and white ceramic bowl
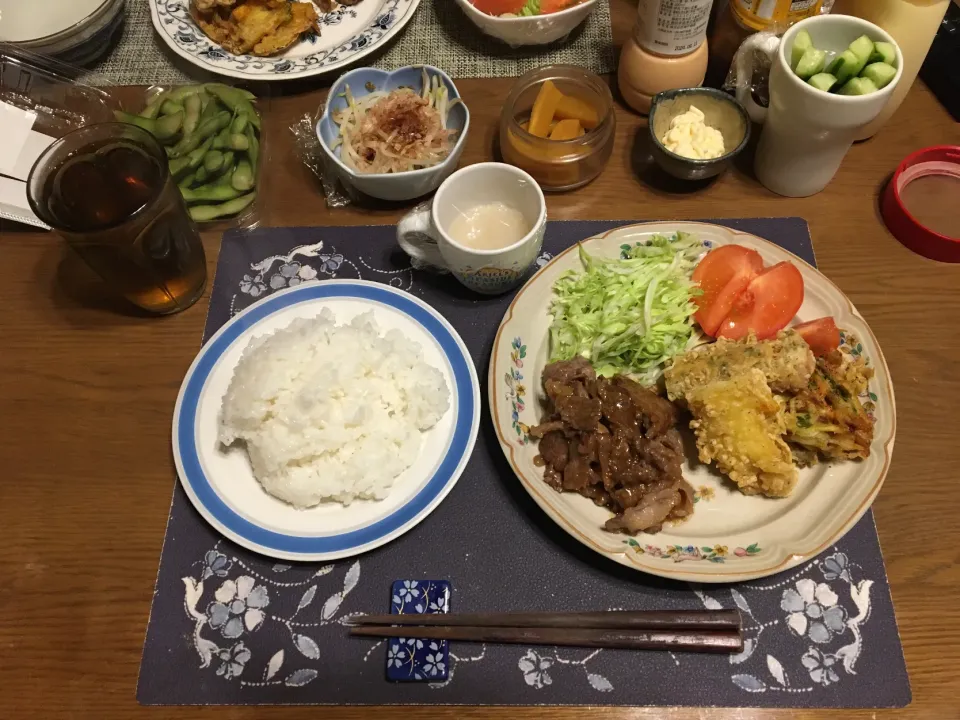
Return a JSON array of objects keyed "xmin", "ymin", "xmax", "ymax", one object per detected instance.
[{"xmin": 317, "ymin": 65, "xmax": 470, "ymax": 202}]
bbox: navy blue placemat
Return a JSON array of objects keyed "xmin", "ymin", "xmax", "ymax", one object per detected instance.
[{"xmin": 138, "ymin": 218, "xmax": 910, "ymax": 707}]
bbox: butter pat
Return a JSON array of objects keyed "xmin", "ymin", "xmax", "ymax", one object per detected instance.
[{"xmin": 661, "ymin": 105, "xmax": 725, "ymax": 160}]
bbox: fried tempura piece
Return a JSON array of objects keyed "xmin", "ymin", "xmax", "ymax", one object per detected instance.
[
  {"xmin": 228, "ymin": 0, "xmax": 291, "ymax": 54},
  {"xmin": 192, "ymin": 0, "xmax": 322, "ymax": 57},
  {"xmin": 781, "ymin": 350, "xmax": 875, "ymax": 465},
  {"xmin": 686, "ymin": 369, "xmax": 798, "ymax": 498},
  {"xmin": 191, "ymin": 3, "xmax": 235, "ymax": 48},
  {"xmin": 253, "ymin": 1, "xmax": 320, "ymax": 55},
  {"xmin": 665, "ymin": 330, "xmax": 815, "ymax": 401}
]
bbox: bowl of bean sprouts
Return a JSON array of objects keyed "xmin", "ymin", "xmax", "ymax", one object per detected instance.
[{"xmin": 317, "ymin": 65, "xmax": 471, "ymax": 201}]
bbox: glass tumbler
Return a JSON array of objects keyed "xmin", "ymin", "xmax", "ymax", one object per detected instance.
[{"xmin": 28, "ymin": 122, "xmax": 207, "ymax": 315}]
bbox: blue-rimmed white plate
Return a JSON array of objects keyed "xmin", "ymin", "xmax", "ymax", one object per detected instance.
[
  {"xmin": 173, "ymin": 279, "xmax": 480, "ymax": 561},
  {"xmin": 149, "ymin": 0, "xmax": 421, "ymax": 81}
]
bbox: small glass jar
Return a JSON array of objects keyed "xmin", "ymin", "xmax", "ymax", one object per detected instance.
[{"xmin": 499, "ymin": 65, "xmax": 615, "ymax": 192}]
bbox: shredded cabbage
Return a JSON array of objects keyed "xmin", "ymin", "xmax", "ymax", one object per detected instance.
[{"xmin": 548, "ymin": 232, "xmax": 704, "ymax": 382}]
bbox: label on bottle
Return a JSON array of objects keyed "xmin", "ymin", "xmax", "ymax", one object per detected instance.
[
  {"xmin": 634, "ymin": 0, "xmax": 714, "ymax": 56},
  {"xmin": 732, "ymin": 0, "xmax": 825, "ymax": 31}
]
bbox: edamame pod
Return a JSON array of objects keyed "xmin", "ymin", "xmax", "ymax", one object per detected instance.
[
  {"xmin": 154, "ymin": 110, "xmax": 184, "ymax": 141},
  {"xmin": 228, "ymin": 133, "xmax": 250, "ymax": 151},
  {"xmin": 160, "ymin": 99, "xmax": 184, "ymax": 116},
  {"xmin": 212, "ymin": 122, "xmax": 233, "ymax": 150},
  {"xmin": 114, "ymin": 110, "xmax": 156, "ymax": 133},
  {"xmin": 188, "ymin": 192, "xmax": 256, "ymax": 222},
  {"xmin": 203, "ymin": 84, "xmax": 261, "ymax": 130},
  {"xmin": 231, "ymin": 160, "xmax": 255, "ymax": 192},
  {"xmin": 182, "ymin": 94, "xmax": 202, "ymax": 137},
  {"xmin": 180, "ymin": 182, "xmax": 243, "ymax": 204},
  {"xmin": 168, "ymin": 110, "xmax": 230, "ymax": 157},
  {"xmin": 203, "ymin": 150, "xmax": 225, "ymax": 174},
  {"xmin": 166, "ymin": 85, "xmax": 203, "ymax": 103},
  {"xmin": 244, "ymin": 125, "xmax": 259, "ymax": 172},
  {"xmin": 214, "ymin": 151, "xmax": 236, "ymax": 180},
  {"xmin": 139, "ymin": 95, "xmax": 165, "ymax": 120}
]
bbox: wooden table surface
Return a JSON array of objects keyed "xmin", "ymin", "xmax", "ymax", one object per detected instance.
[{"xmin": 3, "ymin": 6, "xmax": 960, "ymax": 718}]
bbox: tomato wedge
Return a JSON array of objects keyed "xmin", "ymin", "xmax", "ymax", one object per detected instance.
[
  {"xmin": 540, "ymin": 0, "xmax": 582, "ymax": 11},
  {"xmin": 470, "ymin": 0, "xmax": 526, "ymax": 14},
  {"xmin": 794, "ymin": 317, "xmax": 841, "ymax": 356},
  {"xmin": 716, "ymin": 262, "xmax": 805, "ymax": 340},
  {"xmin": 691, "ymin": 245, "xmax": 764, "ymax": 336}
]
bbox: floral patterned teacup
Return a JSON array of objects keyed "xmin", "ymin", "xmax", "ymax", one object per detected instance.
[{"xmin": 397, "ymin": 163, "xmax": 546, "ymax": 295}]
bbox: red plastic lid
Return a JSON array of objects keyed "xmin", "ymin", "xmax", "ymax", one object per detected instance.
[{"xmin": 882, "ymin": 146, "xmax": 960, "ymax": 263}]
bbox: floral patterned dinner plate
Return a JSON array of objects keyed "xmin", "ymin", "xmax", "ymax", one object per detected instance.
[
  {"xmin": 173, "ymin": 280, "xmax": 480, "ymax": 561},
  {"xmin": 490, "ymin": 222, "xmax": 896, "ymax": 583},
  {"xmin": 149, "ymin": 0, "xmax": 420, "ymax": 80}
]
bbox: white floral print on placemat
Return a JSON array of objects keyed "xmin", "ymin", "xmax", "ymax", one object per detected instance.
[
  {"xmin": 182, "ymin": 545, "xmax": 362, "ymax": 688},
  {"xmin": 693, "ymin": 551, "xmax": 873, "ymax": 694},
  {"xmin": 229, "ymin": 240, "xmax": 416, "ymax": 317},
  {"xmin": 518, "ymin": 649, "xmax": 613, "ymax": 693}
]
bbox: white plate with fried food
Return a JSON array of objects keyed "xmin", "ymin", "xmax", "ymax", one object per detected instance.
[
  {"xmin": 490, "ymin": 222, "xmax": 895, "ymax": 583},
  {"xmin": 149, "ymin": 0, "xmax": 421, "ymax": 80}
]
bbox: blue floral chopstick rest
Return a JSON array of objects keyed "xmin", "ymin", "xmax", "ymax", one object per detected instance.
[{"xmin": 386, "ymin": 580, "xmax": 451, "ymax": 682}]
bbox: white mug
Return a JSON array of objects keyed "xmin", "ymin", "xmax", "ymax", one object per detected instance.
[
  {"xmin": 397, "ymin": 162, "xmax": 547, "ymax": 295},
  {"xmin": 755, "ymin": 15, "xmax": 903, "ymax": 198},
  {"xmin": 731, "ymin": 32, "xmax": 781, "ymax": 124}
]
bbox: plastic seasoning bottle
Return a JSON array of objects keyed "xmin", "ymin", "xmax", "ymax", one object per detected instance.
[
  {"xmin": 618, "ymin": 0, "xmax": 715, "ymax": 114},
  {"xmin": 708, "ymin": 1, "xmax": 828, "ymax": 86},
  {"xmin": 831, "ymin": 0, "xmax": 952, "ymax": 140}
]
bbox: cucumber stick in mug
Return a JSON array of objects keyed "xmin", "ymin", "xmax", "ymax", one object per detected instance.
[
  {"xmin": 807, "ymin": 73, "xmax": 837, "ymax": 93},
  {"xmin": 869, "ymin": 42, "xmax": 897, "ymax": 66},
  {"xmin": 827, "ymin": 50, "xmax": 861, "ymax": 86},
  {"xmin": 791, "ymin": 30, "xmax": 814, "ymax": 70},
  {"xmin": 861, "ymin": 62, "xmax": 897, "ymax": 89},
  {"xmin": 795, "ymin": 48, "xmax": 827, "ymax": 79},
  {"xmin": 791, "ymin": 31, "xmax": 898, "ymax": 96},
  {"xmin": 838, "ymin": 77, "xmax": 879, "ymax": 96}
]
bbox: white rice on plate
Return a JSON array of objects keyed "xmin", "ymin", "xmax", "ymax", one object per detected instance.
[{"xmin": 219, "ymin": 309, "xmax": 450, "ymax": 508}]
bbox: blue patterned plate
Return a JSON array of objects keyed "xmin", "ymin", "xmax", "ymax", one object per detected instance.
[
  {"xmin": 149, "ymin": 0, "xmax": 421, "ymax": 80},
  {"xmin": 172, "ymin": 279, "xmax": 480, "ymax": 561}
]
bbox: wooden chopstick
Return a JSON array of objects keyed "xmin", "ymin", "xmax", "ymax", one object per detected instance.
[
  {"xmin": 348, "ymin": 609, "xmax": 741, "ymax": 632},
  {"xmin": 350, "ymin": 625, "xmax": 743, "ymax": 654}
]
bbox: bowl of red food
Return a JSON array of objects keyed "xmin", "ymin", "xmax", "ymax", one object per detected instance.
[{"xmin": 453, "ymin": 0, "xmax": 598, "ymax": 46}]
